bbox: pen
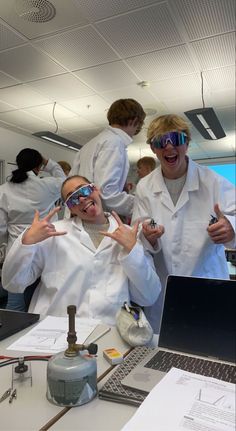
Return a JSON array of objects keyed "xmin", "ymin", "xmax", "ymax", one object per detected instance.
[{"xmin": 88, "ymin": 327, "xmax": 111, "ymax": 344}]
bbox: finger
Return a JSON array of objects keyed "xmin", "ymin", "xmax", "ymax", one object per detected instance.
[
  {"xmin": 111, "ymin": 211, "xmax": 123, "ymax": 226},
  {"xmin": 214, "ymin": 203, "xmax": 224, "ymax": 219},
  {"xmin": 49, "ymin": 230, "xmax": 67, "ymax": 237},
  {"xmin": 44, "ymin": 206, "xmax": 61, "ymax": 222},
  {"xmin": 132, "ymin": 220, "xmax": 140, "ymax": 236},
  {"xmin": 33, "ymin": 210, "xmax": 40, "ymax": 222},
  {"xmin": 99, "ymin": 230, "xmax": 114, "ymax": 239}
]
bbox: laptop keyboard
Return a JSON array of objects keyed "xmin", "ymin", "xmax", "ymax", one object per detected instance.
[{"xmin": 144, "ymin": 350, "xmax": 236, "ymax": 384}]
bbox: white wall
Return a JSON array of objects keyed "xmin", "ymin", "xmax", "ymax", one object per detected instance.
[{"xmin": 0, "ymin": 126, "xmax": 77, "ymax": 181}]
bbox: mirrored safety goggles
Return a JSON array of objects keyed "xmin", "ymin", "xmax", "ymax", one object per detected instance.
[
  {"xmin": 149, "ymin": 131, "xmax": 187, "ymax": 149},
  {"xmin": 65, "ymin": 184, "xmax": 95, "ymax": 209}
]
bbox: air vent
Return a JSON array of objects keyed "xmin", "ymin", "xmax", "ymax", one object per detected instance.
[{"xmin": 15, "ymin": 0, "xmax": 56, "ymax": 23}]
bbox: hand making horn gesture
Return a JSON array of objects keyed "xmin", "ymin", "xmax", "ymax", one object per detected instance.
[
  {"xmin": 100, "ymin": 211, "xmax": 140, "ymax": 253},
  {"xmin": 22, "ymin": 207, "xmax": 67, "ymax": 245}
]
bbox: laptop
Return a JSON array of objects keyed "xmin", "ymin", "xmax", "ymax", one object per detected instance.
[
  {"xmin": 122, "ymin": 275, "xmax": 236, "ymax": 393},
  {"xmin": 0, "ymin": 309, "xmax": 40, "ymax": 341}
]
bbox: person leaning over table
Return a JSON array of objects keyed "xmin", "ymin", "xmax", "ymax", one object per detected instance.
[
  {"xmin": 132, "ymin": 114, "xmax": 236, "ymax": 333},
  {"xmin": 69, "ymin": 98, "xmax": 146, "ymax": 217},
  {"xmin": 2, "ymin": 175, "xmax": 161, "ymax": 325}
]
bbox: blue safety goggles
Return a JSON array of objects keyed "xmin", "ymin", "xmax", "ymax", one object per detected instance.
[
  {"xmin": 65, "ymin": 184, "xmax": 95, "ymax": 209},
  {"xmin": 149, "ymin": 131, "xmax": 187, "ymax": 149}
]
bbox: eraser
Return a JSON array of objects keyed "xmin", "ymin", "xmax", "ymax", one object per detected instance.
[{"xmin": 103, "ymin": 348, "xmax": 124, "ymax": 365}]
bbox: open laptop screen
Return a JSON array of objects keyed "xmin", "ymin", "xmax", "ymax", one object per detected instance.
[{"xmin": 158, "ymin": 276, "xmax": 236, "ymax": 363}]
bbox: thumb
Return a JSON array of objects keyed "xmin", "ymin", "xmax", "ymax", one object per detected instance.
[
  {"xmin": 214, "ymin": 203, "xmax": 224, "ymax": 219},
  {"xmin": 33, "ymin": 209, "xmax": 40, "ymax": 222}
]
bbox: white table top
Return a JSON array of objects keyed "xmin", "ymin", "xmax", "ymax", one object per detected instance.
[{"xmin": 0, "ymin": 323, "xmax": 130, "ymax": 431}]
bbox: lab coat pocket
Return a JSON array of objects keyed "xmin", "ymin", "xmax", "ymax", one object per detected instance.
[
  {"xmin": 182, "ymin": 221, "xmax": 210, "ymax": 254},
  {"xmin": 105, "ymin": 263, "xmax": 128, "ymax": 305}
]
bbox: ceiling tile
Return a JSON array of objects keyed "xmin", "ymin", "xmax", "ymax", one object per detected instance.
[
  {"xmin": 0, "ymin": 71, "xmax": 20, "ymax": 88},
  {"xmin": 35, "ymin": 27, "xmax": 118, "ymax": 70},
  {"xmin": 61, "ymin": 95, "xmax": 109, "ymax": 116},
  {"xmin": 102, "ymin": 85, "xmax": 161, "ymax": 107},
  {"xmin": 74, "ymin": 61, "xmax": 138, "ymax": 92},
  {"xmin": 191, "ymin": 32, "xmax": 235, "ymax": 69},
  {"xmin": 126, "ymin": 45, "xmax": 196, "ymax": 81},
  {"xmin": 28, "ymin": 73, "xmax": 95, "ymax": 101},
  {"xmin": 0, "ymin": 21, "xmax": 25, "ymax": 50},
  {"xmin": 24, "ymin": 103, "xmax": 78, "ymax": 121},
  {"xmin": 0, "ymin": 45, "xmax": 65, "ymax": 81},
  {"xmin": 0, "ymin": 0, "xmax": 88, "ymax": 39},
  {"xmin": 169, "ymin": 0, "xmax": 235, "ymax": 40},
  {"xmin": 0, "ymin": 100, "xmax": 16, "ymax": 113},
  {"xmin": 0, "ymin": 110, "xmax": 53, "ymax": 131},
  {"xmin": 0, "ymin": 85, "xmax": 52, "ymax": 108},
  {"xmin": 73, "ymin": 0, "xmax": 164, "ymax": 22},
  {"xmin": 150, "ymin": 74, "xmax": 201, "ymax": 100},
  {"xmin": 95, "ymin": 3, "xmax": 183, "ymax": 57},
  {"xmin": 203, "ymin": 65, "xmax": 235, "ymax": 91}
]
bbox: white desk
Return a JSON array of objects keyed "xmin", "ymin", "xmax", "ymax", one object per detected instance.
[{"xmin": 0, "ymin": 324, "xmax": 130, "ymax": 431}]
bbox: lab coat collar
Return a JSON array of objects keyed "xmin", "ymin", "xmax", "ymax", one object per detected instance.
[
  {"xmin": 107, "ymin": 126, "xmax": 133, "ymax": 147},
  {"xmin": 150, "ymin": 157, "xmax": 200, "ymax": 212},
  {"xmin": 71, "ymin": 213, "xmax": 118, "ymax": 253}
]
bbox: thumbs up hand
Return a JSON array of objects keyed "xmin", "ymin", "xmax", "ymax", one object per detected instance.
[
  {"xmin": 22, "ymin": 207, "xmax": 67, "ymax": 245},
  {"xmin": 207, "ymin": 203, "xmax": 235, "ymax": 244}
]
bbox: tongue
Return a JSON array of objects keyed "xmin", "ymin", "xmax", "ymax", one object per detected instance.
[{"xmin": 84, "ymin": 202, "xmax": 96, "ymax": 215}]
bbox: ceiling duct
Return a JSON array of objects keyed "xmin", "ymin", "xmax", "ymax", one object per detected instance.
[{"xmin": 15, "ymin": 0, "xmax": 56, "ymax": 23}]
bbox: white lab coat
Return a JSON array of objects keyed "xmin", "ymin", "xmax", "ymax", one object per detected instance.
[
  {"xmin": 2, "ymin": 214, "xmax": 161, "ymax": 326},
  {"xmin": 0, "ymin": 159, "xmax": 66, "ymax": 252},
  {"xmin": 132, "ymin": 158, "xmax": 236, "ymax": 333},
  {"xmin": 70, "ymin": 126, "xmax": 134, "ymax": 216}
]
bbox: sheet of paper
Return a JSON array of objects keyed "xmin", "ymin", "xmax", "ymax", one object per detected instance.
[
  {"xmin": 122, "ymin": 367, "xmax": 235, "ymax": 431},
  {"xmin": 7, "ymin": 316, "xmax": 101, "ymax": 353}
]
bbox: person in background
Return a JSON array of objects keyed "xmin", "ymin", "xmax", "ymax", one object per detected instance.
[
  {"xmin": 2, "ymin": 176, "xmax": 161, "ymax": 325},
  {"xmin": 69, "ymin": 99, "xmax": 146, "ymax": 217},
  {"xmin": 57, "ymin": 160, "xmax": 71, "ymax": 176},
  {"xmin": 132, "ymin": 114, "xmax": 236, "ymax": 333},
  {"xmin": 0, "ymin": 148, "xmax": 66, "ymax": 311},
  {"xmin": 136, "ymin": 156, "xmax": 156, "ymax": 179}
]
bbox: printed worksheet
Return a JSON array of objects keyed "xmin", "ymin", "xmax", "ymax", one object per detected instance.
[
  {"xmin": 7, "ymin": 316, "xmax": 101, "ymax": 353},
  {"xmin": 122, "ymin": 367, "xmax": 235, "ymax": 431}
]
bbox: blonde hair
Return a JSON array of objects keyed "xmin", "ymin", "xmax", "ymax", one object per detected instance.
[
  {"xmin": 147, "ymin": 114, "xmax": 191, "ymax": 143},
  {"xmin": 58, "ymin": 161, "xmax": 71, "ymax": 175}
]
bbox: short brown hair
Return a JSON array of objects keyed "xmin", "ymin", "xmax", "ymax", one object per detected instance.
[
  {"xmin": 137, "ymin": 156, "xmax": 156, "ymax": 171},
  {"xmin": 107, "ymin": 98, "xmax": 146, "ymax": 126},
  {"xmin": 147, "ymin": 114, "xmax": 191, "ymax": 143}
]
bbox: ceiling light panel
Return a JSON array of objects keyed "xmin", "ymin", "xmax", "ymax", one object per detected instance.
[
  {"xmin": 0, "ymin": 45, "xmax": 65, "ymax": 81},
  {"xmin": 95, "ymin": 4, "xmax": 183, "ymax": 57},
  {"xmin": 126, "ymin": 45, "xmax": 196, "ymax": 81},
  {"xmin": 74, "ymin": 61, "xmax": 138, "ymax": 92},
  {"xmin": 35, "ymin": 27, "xmax": 119, "ymax": 70},
  {"xmin": 73, "ymin": 0, "xmax": 163, "ymax": 22},
  {"xmin": 28, "ymin": 73, "xmax": 95, "ymax": 101},
  {"xmin": 0, "ymin": 22, "xmax": 26, "ymax": 50},
  {"xmin": 0, "ymin": 85, "xmax": 51, "ymax": 108},
  {"xmin": 169, "ymin": 0, "xmax": 235, "ymax": 40},
  {"xmin": 0, "ymin": 0, "xmax": 89, "ymax": 39},
  {"xmin": 191, "ymin": 32, "xmax": 235, "ymax": 70}
]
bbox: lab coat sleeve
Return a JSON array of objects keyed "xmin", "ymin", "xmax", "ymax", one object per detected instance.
[
  {"xmin": 2, "ymin": 233, "xmax": 43, "ymax": 293},
  {"xmin": 216, "ymin": 176, "xmax": 236, "ymax": 249},
  {"xmin": 132, "ymin": 185, "xmax": 162, "ymax": 254},
  {"xmin": 0, "ymin": 193, "xmax": 8, "ymax": 245},
  {"xmin": 118, "ymin": 241, "xmax": 161, "ymax": 306},
  {"xmin": 43, "ymin": 159, "xmax": 67, "ymax": 179},
  {"xmin": 93, "ymin": 141, "xmax": 134, "ymax": 216}
]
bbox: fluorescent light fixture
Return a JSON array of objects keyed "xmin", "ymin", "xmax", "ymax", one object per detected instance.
[
  {"xmin": 184, "ymin": 107, "xmax": 226, "ymax": 140},
  {"xmin": 33, "ymin": 131, "xmax": 81, "ymax": 150}
]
